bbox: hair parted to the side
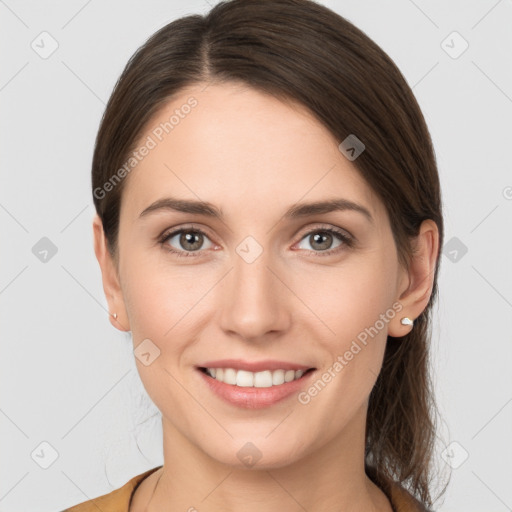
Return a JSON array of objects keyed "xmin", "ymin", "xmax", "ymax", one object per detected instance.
[{"xmin": 91, "ymin": 0, "xmax": 449, "ymax": 506}]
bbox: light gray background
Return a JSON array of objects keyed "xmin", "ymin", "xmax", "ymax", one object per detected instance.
[{"xmin": 1, "ymin": 1, "xmax": 511, "ymax": 511}]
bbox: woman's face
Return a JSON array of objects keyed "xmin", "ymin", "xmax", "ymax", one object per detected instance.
[{"xmin": 107, "ymin": 82, "xmax": 410, "ymax": 468}]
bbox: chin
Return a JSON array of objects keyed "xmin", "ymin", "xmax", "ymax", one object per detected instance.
[{"xmin": 200, "ymin": 434, "xmax": 309, "ymax": 470}]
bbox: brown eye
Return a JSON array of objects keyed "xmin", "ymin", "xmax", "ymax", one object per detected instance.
[
  {"xmin": 177, "ymin": 231, "xmax": 204, "ymax": 251},
  {"xmin": 160, "ymin": 228, "xmax": 214, "ymax": 256},
  {"xmin": 296, "ymin": 227, "xmax": 353, "ymax": 255},
  {"xmin": 308, "ymin": 231, "xmax": 336, "ymax": 251}
]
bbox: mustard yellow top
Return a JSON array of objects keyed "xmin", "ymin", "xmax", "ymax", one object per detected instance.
[{"xmin": 61, "ymin": 465, "xmax": 430, "ymax": 512}]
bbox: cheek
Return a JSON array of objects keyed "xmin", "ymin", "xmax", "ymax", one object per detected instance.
[
  {"xmin": 120, "ymin": 247, "xmax": 196, "ymax": 334},
  {"xmin": 291, "ymin": 266, "xmax": 395, "ymax": 429},
  {"xmin": 291, "ymin": 252, "xmax": 397, "ymax": 394},
  {"xmin": 120, "ymin": 261, "xmax": 199, "ymax": 414},
  {"xmin": 291, "ymin": 252, "xmax": 398, "ymax": 340}
]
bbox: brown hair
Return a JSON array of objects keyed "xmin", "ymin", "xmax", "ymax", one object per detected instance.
[{"xmin": 92, "ymin": 0, "xmax": 448, "ymax": 506}]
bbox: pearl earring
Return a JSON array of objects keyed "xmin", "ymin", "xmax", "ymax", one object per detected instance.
[
  {"xmin": 111, "ymin": 312, "xmax": 118, "ymax": 320},
  {"xmin": 400, "ymin": 317, "xmax": 413, "ymax": 326}
]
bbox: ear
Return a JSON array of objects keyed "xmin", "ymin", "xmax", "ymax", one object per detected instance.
[
  {"xmin": 92, "ymin": 214, "xmax": 130, "ymax": 332},
  {"xmin": 388, "ymin": 219, "xmax": 439, "ymax": 338}
]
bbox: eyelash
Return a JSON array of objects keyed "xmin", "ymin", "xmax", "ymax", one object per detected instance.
[{"xmin": 158, "ymin": 224, "xmax": 354, "ymax": 258}]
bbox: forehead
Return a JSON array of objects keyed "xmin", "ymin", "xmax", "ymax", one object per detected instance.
[{"xmin": 121, "ymin": 82, "xmax": 383, "ymax": 223}]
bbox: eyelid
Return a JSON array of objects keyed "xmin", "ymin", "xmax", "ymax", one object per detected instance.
[
  {"xmin": 292, "ymin": 224, "xmax": 355, "ymax": 254},
  {"xmin": 158, "ymin": 222, "xmax": 355, "ymax": 257},
  {"xmin": 158, "ymin": 223, "xmax": 217, "ymax": 255},
  {"xmin": 295, "ymin": 223, "xmax": 353, "ymax": 242},
  {"xmin": 158, "ymin": 222, "xmax": 213, "ymax": 239}
]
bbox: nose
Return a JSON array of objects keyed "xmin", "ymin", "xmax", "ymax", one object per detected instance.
[{"xmin": 218, "ymin": 249, "xmax": 292, "ymax": 343}]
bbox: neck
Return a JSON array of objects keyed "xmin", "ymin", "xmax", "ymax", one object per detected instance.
[{"xmin": 142, "ymin": 411, "xmax": 392, "ymax": 512}]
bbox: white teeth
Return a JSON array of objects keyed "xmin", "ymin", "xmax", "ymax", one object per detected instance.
[
  {"xmin": 205, "ymin": 367, "xmax": 309, "ymax": 387},
  {"xmin": 223, "ymin": 368, "xmax": 237, "ymax": 385},
  {"xmin": 254, "ymin": 370, "xmax": 272, "ymax": 388},
  {"xmin": 236, "ymin": 370, "xmax": 254, "ymax": 387},
  {"xmin": 272, "ymin": 369, "xmax": 285, "ymax": 385},
  {"xmin": 284, "ymin": 370, "xmax": 295, "ymax": 382}
]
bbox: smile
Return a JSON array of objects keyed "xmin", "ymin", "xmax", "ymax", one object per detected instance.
[
  {"xmin": 200, "ymin": 367, "xmax": 314, "ymax": 387},
  {"xmin": 196, "ymin": 365, "xmax": 317, "ymax": 409}
]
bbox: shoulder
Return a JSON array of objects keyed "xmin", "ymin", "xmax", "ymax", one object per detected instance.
[
  {"xmin": 387, "ymin": 481, "xmax": 433, "ymax": 512},
  {"xmin": 60, "ymin": 466, "xmax": 162, "ymax": 512},
  {"xmin": 366, "ymin": 465, "xmax": 433, "ymax": 512}
]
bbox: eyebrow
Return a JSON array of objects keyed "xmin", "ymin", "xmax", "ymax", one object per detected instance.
[{"xmin": 139, "ymin": 196, "xmax": 373, "ymax": 223}]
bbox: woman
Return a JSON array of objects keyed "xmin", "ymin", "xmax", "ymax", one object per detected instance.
[{"xmin": 64, "ymin": 0, "xmax": 448, "ymax": 510}]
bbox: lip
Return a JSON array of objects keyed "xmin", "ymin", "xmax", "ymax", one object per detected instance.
[
  {"xmin": 196, "ymin": 366, "xmax": 316, "ymax": 409},
  {"xmin": 197, "ymin": 359, "xmax": 314, "ymax": 372}
]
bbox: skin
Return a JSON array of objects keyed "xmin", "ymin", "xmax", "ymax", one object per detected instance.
[{"xmin": 93, "ymin": 82, "xmax": 439, "ymax": 512}]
